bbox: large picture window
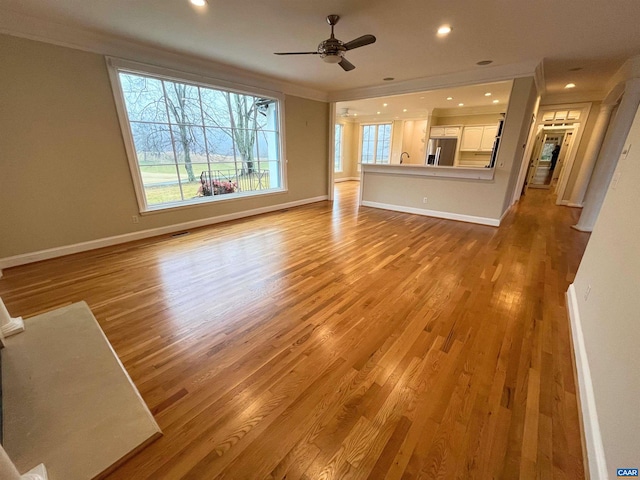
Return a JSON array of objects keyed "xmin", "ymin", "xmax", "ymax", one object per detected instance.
[
  {"xmin": 360, "ymin": 123, "xmax": 391, "ymax": 164},
  {"xmin": 110, "ymin": 62, "xmax": 284, "ymax": 211}
]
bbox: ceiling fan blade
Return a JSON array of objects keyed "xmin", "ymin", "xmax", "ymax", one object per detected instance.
[
  {"xmin": 344, "ymin": 34, "xmax": 376, "ymax": 50},
  {"xmin": 274, "ymin": 52, "xmax": 319, "ymax": 55},
  {"xmin": 339, "ymin": 58, "xmax": 356, "ymax": 72}
]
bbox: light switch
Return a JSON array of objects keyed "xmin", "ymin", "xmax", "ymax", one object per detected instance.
[{"xmin": 621, "ymin": 144, "xmax": 632, "ymax": 159}]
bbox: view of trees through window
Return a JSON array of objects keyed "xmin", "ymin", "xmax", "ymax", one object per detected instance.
[
  {"xmin": 361, "ymin": 124, "xmax": 391, "ymax": 164},
  {"xmin": 118, "ymin": 71, "xmax": 281, "ymax": 207}
]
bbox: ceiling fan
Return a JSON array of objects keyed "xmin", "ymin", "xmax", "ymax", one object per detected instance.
[{"xmin": 274, "ymin": 15, "xmax": 376, "ymax": 72}]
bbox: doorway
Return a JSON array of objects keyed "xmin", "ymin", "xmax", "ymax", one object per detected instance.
[
  {"xmin": 526, "ymin": 130, "xmax": 570, "ymax": 189},
  {"xmin": 515, "ymin": 103, "xmax": 591, "ymax": 205}
]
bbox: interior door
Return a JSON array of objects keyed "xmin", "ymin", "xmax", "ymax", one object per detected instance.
[
  {"xmin": 528, "ymin": 133, "xmax": 565, "ymax": 189},
  {"xmin": 524, "ymin": 132, "xmax": 546, "ymax": 192},
  {"xmin": 553, "ymin": 131, "xmax": 572, "ymax": 182}
]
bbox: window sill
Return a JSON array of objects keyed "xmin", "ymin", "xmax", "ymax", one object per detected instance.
[{"xmin": 140, "ymin": 187, "xmax": 288, "ymax": 215}]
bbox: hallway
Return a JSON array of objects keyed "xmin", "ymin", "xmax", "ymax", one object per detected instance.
[{"xmin": 0, "ymin": 182, "xmax": 590, "ymax": 478}]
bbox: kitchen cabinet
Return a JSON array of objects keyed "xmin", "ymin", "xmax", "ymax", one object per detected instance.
[
  {"xmin": 430, "ymin": 126, "xmax": 460, "ymax": 138},
  {"xmin": 460, "ymin": 125, "xmax": 498, "ymax": 152}
]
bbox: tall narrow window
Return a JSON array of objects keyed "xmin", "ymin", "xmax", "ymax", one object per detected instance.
[
  {"xmin": 334, "ymin": 124, "xmax": 343, "ymax": 172},
  {"xmin": 360, "ymin": 123, "xmax": 392, "ymax": 164},
  {"xmin": 110, "ymin": 64, "xmax": 285, "ymax": 212}
]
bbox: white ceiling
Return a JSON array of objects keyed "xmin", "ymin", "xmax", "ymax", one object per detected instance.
[
  {"xmin": 1, "ymin": 0, "xmax": 640, "ymax": 97},
  {"xmin": 337, "ymin": 81, "xmax": 513, "ymax": 120}
]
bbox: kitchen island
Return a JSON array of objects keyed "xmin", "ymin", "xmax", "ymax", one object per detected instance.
[{"xmin": 359, "ymin": 162, "xmax": 506, "ymax": 227}]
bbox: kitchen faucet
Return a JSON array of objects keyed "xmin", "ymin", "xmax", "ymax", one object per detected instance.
[{"xmin": 400, "ymin": 151, "xmax": 410, "ymax": 164}]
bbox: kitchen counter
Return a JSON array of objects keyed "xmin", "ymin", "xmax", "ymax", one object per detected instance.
[{"xmin": 361, "ymin": 163, "xmax": 495, "ymax": 181}]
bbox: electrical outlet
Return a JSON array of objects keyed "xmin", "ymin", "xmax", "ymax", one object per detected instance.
[
  {"xmin": 584, "ymin": 284, "xmax": 592, "ymax": 301},
  {"xmin": 132, "ymin": 215, "xmax": 139, "ymax": 224},
  {"xmin": 422, "ymin": 197, "xmax": 428, "ymax": 204}
]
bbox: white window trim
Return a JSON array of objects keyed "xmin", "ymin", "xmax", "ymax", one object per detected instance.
[
  {"xmin": 358, "ymin": 122, "xmax": 393, "ymax": 168},
  {"xmin": 334, "ymin": 123, "xmax": 344, "ymax": 173},
  {"xmin": 106, "ymin": 57, "xmax": 288, "ymax": 213}
]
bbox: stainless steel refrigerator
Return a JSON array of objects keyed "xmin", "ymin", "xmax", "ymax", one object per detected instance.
[{"xmin": 426, "ymin": 138, "xmax": 457, "ymax": 166}]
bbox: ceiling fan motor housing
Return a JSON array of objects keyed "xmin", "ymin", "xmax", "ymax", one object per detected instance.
[{"xmin": 318, "ymin": 38, "xmax": 346, "ymax": 62}]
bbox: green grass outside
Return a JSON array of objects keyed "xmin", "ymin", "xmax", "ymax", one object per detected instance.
[{"xmin": 144, "ymin": 172, "xmax": 272, "ymax": 205}]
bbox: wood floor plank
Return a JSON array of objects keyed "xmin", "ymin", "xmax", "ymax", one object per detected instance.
[{"xmin": 0, "ymin": 181, "xmax": 590, "ymax": 479}]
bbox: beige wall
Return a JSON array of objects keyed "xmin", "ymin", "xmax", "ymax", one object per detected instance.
[
  {"xmin": 361, "ymin": 77, "xmax": 538, "ymax": 222},
  {"xmin": 334, "ymin": 121, "xmax": 359, "ymax": 179},
  {"xmin": 570, "ymin": 104, "xmax": 640, "ymax": 475},
  {"xmin": 548, "ymin": 101, "xmax": 602, "ymax": 203},
  {"xmin": 0, "ymin": 35, "xmax": 329, "ymax": 259},
  {"xmin": 400, "ymin": 120, "xmax": 428, "ymax": 165}
]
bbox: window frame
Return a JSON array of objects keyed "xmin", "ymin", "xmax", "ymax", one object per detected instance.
[
  {"xmin": 358, "ymin": 122, "xmax": 393, "ymax": 167},
  {"xmin": 334, "ymin": 123, "xmax": 344, "ymax": 173},
  {"xmin": 106, "ymin": 57, "xmax": 288, "ymax": 214}
]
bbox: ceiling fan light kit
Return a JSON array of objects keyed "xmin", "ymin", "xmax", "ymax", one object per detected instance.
[{"xmin": 274, "ymin": 15, "xmax": 376, "ymax": 71}]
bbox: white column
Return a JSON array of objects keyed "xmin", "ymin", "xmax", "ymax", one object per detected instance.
[
  {"xmin": 0, "ymin": 296, "xmax": 24, "ymax": 338},
  {"xmin": 567, "ymin": 103, "xmax": 616, "ymax": 206},
  {"xmin": 574, "ymin": 78, "xmax": 640, "ymax": 231}
]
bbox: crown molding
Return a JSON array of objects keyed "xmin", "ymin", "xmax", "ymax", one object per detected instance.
[
  {"xmin": 606, "ymin": 54, "xmax": 640, "ymax": 94},
  {"xmin": 0, "ymin": 9, "xmax": 329, "ymax": 102},
  {"xmin": 535, "ymin": 60, "xmax": 546, "ymax": 97},
  {"xmin": 328, "ymin": 60, "xmax": 540, "ymax": 102}
]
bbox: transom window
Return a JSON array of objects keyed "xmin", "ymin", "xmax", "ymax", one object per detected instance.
[
  {"xmin": 110, "ymin": 63, "xmax": 284, "ymax": 211},
  {"xmin": 361, "ymin": 123, "xmax": 392, "ymax": 164}
]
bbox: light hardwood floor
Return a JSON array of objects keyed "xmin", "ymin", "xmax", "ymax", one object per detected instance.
[{"xmin": 0, "ymin": 182, "xmax": 590, "ymax": 479}]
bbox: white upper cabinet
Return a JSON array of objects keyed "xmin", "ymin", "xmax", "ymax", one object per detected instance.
[
  {"xmin": 460, "ymin": 126, "xmax": 484, "ymax": 150},
  {"xmin": 460, "ymin": 124, "xmax": 498, "ymax": 151},
  {"xmin": 430, "ymin": 126, "xmax": 460, "ymax": 138},
  {"xmin": 480, "ymin": 125, "xmax": 498, "ymax": 151}
]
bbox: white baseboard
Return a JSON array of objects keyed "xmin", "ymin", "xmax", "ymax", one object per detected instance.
[
  {"xmin": 22, "ymin": 463, "xmax": 48, "ymax": 480},
  {"xmin": 360, "ymin": 200, "xmax": 500, "ymax": 227},
  {"xmin": 567, "ymin": 202, "xmax": 584, "ymax": 208},
  {"xmin": 0, "ymin": 196, "xmax": 328, "ymax": 272},
  {"xmin": 499, "ymin": 205, "xmax": 512, "ymax": 223},
  {"xmin": 566, "ymin": 284, "xmax": 609, "ymax": 480},
  {"xmin": 334, "ymin": 177, "xmax": 360, "ymax": 183}
]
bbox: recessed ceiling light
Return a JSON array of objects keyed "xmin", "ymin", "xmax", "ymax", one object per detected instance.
[
  {"xmin": 420, "ymin": 96, "xmax": 425, "ymax": 99},
  {"xmin": 383, "ymin": 77, "xmax": 395, "ymax": 81},
  {"xmin": 377, "ymin": 111, "xmax": 381, "ymax": 114},
  {"xmin": 353, "ymin": 113, "xmax": 358, "ymax": 117},
  {"xmin": 493, "ymin": 99, "xmax": 499, "ymax": 104},
  {"xmin": 190, "ymin": 0, "xmax": 207, "ymax": 6},
  {"xmin": 403, "ymin": 109, "xmax": 408, "ymax": 112},
  {"xmin": 458, "ymin": 103, "xmax": 464, "ymax": 107},
  {"xmin": 446, "ymin": 97, "xmax": 453, "ymax": 100},
  {"xmin": 476, "ymin": 60, "xmax": 493, "ymax": 66},
  {"xmin": 383, "ymin": 103, "xmax": 388, "ymax": 107},
  {"xmin": 437, "ymin": 25, "xmax": 452, "ymax": 35},
  {"xmin": 485, "ymin": 92, "xmax": 492, "ymax": 97},
  {"xmin": 565, "ymin": 83, "xmax": 576, "ymax": 89}
]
